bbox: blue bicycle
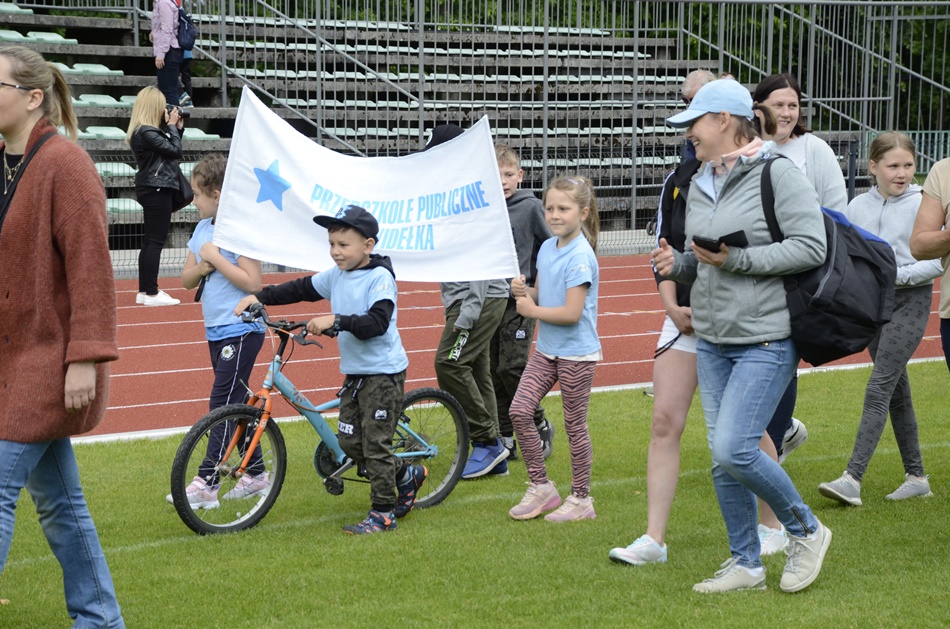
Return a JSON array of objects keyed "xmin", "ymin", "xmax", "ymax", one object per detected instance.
[{"xmin": 169, "ymin": 305, "xmax": 468, "ymax": 534}]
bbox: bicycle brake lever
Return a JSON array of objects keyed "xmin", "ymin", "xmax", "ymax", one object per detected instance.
[{"xmin": 292, "ymin": 329, "xmax": 324, "ymax": 348}]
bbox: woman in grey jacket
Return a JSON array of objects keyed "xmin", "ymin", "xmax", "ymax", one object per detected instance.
[
  {"xmin": 819, "ymin": 133, "xmax": 941, "ymax": 506},
  {"xmin": 652, "ymin": 79, "xmax": 832, "ymax": 594}
]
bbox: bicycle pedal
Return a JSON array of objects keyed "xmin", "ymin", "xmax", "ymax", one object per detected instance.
[{"xmin": 324, "ymin": 476, "xmax": 344, "ymax": 496}]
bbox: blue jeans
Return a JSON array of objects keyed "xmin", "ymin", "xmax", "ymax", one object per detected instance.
[
  {"xmin": 0, "ymin": 438, "xmax": 125, "ymax": 628},
  {"xmin": 696, "ymin": 338, "xmax": 819, "ymax": 569}
]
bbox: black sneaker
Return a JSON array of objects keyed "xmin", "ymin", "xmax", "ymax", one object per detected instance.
[
  {"xmin": 502, "ymin": 435, "xmax": 519, "ymax": 461},
  {"xmin": 538, "ymin": 419, "xmax": 555, "ymax": 459},
  {"xmin": 393, "ymin": 465, "xmax": 427, "ymax": 518}
]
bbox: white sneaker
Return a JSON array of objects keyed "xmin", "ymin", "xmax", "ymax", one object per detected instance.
[
  {"xmin": 693, "ymin": 558, "xmax": 766, "ymax": 593},
  {"xmin": 165, "ymin": 476, "xmax": 219, "ymax": 509},
  {"xmin": 509, "ymin": 481, "xmax": 561, "ymax": 520},
  {"xmin": 758, "ymin": 523, "xmax": 789, "ymax": 556},
  {"xmin": 609, "ymin": 534, "xmax": 668, "ymax": 565},
  {"xmin": 780, "ymin": 521, "xmax": 832, "ymax": 593},
  {"xmin": 223, "ymin": 472, "xmax": 271, "ymax": 500},
  {"xmin": 141, "ymin": 290, "xmax": 180, "ymax": 306},
  {"xmin": 135, "ymin": 292, "xmax": 146, "ymax": 304},
  {"xmin": 885, "ymin": 474, "xmax": 932, "ymax": 501},
  {"xmin": 818, "ymin": 471, "xmax": 862, "ymax": 506},
  {"xmin": 778, "ymin": 418, "xmax": 808, "ymax": 464}
]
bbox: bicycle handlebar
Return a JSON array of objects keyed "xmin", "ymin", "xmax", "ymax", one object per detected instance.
[{"xmin": 240, "ymin": 303, "xmax": 336, "ymax": 347}]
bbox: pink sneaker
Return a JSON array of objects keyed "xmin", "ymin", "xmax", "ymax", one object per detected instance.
[
  {"xmin": 165, "ymin": 476, "xmax": 219, "ymax": 509},
  {"xmin": 544, "ymin": 494, "xmax": 596, "ymax": 522},
  {"xmin": 223, "ymin": 472, "xmax": 270, "ymax": 500},
  {"xmin": 509, "ymin": 481, "xmax": 561, "ymax": 520}
]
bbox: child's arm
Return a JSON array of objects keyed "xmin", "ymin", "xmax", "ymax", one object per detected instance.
[
  {"xmin": 181, "ymin": 251, "xmax": 214, "ymax": 289},
  {"xmin": 516, "ymin": 283, "xmax": 588, "ymax": 325},
  {"xmin": 510, "ymin": 274, "xmax": 538, "ymax": 303},
  {"xmin": 454, "ymin": 281, "xmax": 490, "ymax": 331},
  {"xmin": 198, "ymin": 242, "xmax": 262, "ymax": 293},
  {"xmin": 306, "ymin": 299, "xmax": 395, "ymax": 338},
  {"xmin": 234, "ymin": 276, "xmax": 326, "ymax": 316}
]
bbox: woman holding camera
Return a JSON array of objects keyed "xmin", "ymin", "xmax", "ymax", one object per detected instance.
[{"xmin": 127, "ymin": 85, "xmax": 184, "ymax": 306}]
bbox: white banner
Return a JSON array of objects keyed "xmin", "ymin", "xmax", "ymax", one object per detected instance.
[{"xmin": 213, "ymin": 87, "xmax": 519, "ymax": 282}]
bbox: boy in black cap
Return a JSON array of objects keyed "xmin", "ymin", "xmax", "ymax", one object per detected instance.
[{"xmin": 234, "ymin": 205, "xmax": 425, "ymax": 534}]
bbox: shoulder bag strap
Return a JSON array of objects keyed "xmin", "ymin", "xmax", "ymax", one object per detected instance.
[
  {"xmin": 760, "ymin": 156, "xmax": 784, "ymax": 243},
  {"xmin": 0, "ymin": 131, "xmax": 57, "ymax": 234}
]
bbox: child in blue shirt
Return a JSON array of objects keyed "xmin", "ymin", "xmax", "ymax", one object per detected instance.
[
  {"xmin": 507, "ymin": 175, "xmax": 601, "ymax": 522},
  {"xmin": 166, "ymin": 153, "xmax": 268, "ymax": 509},
  {"xmin": 234, "ymin": 205, "xmax": 425, "ymax": 534}
]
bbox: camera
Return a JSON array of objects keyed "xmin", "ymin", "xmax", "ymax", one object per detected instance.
[{"xmin": 165, "ymin": 103, "xmax": 190, "ymax": 119}]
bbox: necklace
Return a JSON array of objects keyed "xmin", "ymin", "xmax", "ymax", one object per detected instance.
[{"xmin": 3, "ymin": 150, "xmax": 24, "ymax": 195}]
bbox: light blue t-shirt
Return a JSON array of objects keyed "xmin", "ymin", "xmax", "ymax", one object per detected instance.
[
  {"xmin": 535, "ymin": 234, "xmax": 601, "ymax": 357},
  {"xmin": 311, "ymin": 264, "xmax": 409, "ymax": 375},
  {"xmin": 187, "ymin": 218, "xmax": 265, "ymax": 341}
]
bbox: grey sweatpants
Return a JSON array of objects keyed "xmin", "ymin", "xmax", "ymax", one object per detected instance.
[{"xmin": 847, "ymin": 284, "xmax": 932, "ymax": 482}]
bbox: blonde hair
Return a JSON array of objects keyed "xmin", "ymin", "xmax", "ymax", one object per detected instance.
[
  {"xmin": 0, "ymin": 44, "xmax": 77, "ymax": 140},
  {"xmin": 869, "ymin": 131, "xmax": 916, "ymax": 165},
  {"xmin": 126, "ymin": 86, "xmax": 167, "ymax": 144},
  {"xmin": 495, "ymin": 143, "xmax": 521, "ymax": 169},
  {"xmin": 543, "ymin": 175, "xmax": 600, "ymax": 252},
  {"xmin": 192, "ymin": 153, "xmax": 227, "ymax": 195}
]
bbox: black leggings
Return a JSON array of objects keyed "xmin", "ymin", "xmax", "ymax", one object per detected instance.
[
  {"xmin": 942, "ymin": 318, "xmax": 950, "ymax": 373},
  {"xmin": 136, "ymin": 187, "xmax": 173, "ymax": 295}
]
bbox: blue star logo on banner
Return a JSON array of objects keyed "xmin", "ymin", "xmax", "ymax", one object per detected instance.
[{"xmin": 254, "ymin": 160, "xmax": 291, "ymax": 211}]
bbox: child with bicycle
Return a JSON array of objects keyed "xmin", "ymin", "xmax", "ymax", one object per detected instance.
[
  {"xmin": 508, "ymin": 175, "xmax": 602, "ymax": 522},
  {"xmin": 234, "ymin": 205, "xmax": 426, "ymax": 535},
  {"xmin": 166, "ymin": 153, "xmax": 268, "ymax": 509}
]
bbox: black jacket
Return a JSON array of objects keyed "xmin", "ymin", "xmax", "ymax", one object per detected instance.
[
  {"xmin": 130, "ymin": 124, "xmax": 183, "ymax": 190},
  {"xmin": 653, "ymin": 156, "xmax": 702, "ymax": 308}
]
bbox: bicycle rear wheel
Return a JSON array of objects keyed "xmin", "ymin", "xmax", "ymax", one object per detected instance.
[
  {"xmin": 170, "ymin": 403, "xmax": 286, "ymax": 535},
  {"xmin": 395, "ymin": 387, "xmax": 468, "ymax": 510}
]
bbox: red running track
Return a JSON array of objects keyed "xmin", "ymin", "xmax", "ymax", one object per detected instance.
[{"xmin": 99, "ymin": 254, "xmax": 944, "ymax": 437}]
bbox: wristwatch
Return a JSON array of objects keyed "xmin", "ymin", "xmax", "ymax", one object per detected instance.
[{"xmin": 332, "ymin": 315, "xmax": 342, "ymax": 332}]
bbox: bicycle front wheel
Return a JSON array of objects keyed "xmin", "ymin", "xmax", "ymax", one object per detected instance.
[
  {"xmin": 395, "ymin": 387, "xmax": 468, "ymax": 510},
  {"xmin": 170, "ymin": 404, "xmax": 286, "ymax": 535}
]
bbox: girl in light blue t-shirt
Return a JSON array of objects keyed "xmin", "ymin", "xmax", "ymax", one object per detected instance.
[{"xmin": 507, "ymin": 175, "xmax": 601, "ymax": 523}]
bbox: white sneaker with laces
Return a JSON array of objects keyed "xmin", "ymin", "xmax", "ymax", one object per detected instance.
[
  {"xmin": 544, "ymin": 494, "xmax": 596, "ymax": 522},
  {"xmin": 693, "ymin": 558, "xmax": 766, "ymax": 593},
  {"xmin": 165, "ymin": 476, "xmax": 219, "ymax": 509},
  {"xmin": 223, "ymin": 472, "xmax": 271, "ymax": 500},
  {"xmin": 885, "ymin": 474, "xmax": 932, "ymax": 500},
  {"xmin": 758, "ymin": 523, "xmax": 789, "ymax": 556},
  {"xmin": 509, "ymin": 481, "xmax": 561, "ymax": 520},
  {"xmin": 142, "ymin": 290, "xmax": 180, "ymax": 306},
  {"xmin": 780, "ymin": 521, "xmax": 832, "ymax": 593},
  {"xmin": 609, "ymin": 534, "xmax": 668, "ymax": 565}
]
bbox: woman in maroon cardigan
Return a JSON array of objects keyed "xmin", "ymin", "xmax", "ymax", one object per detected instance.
[{"xmin": 0, "ymin": 45, "xmax": 125, "ymax": 627}]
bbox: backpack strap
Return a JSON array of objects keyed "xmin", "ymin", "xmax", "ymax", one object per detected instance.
[
  {"xmin": 760, "ymin": 155, "xmax": 785, "ymax": 243},
  {"xmin": 0, "ymin": 130, "xmax": 57, "ymax": 235}
]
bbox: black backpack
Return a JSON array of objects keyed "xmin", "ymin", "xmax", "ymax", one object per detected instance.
[
  {"xmin": 760, "ymin": 157, "xmax": 897, "ymax": 366},
  {"xmin": 178, "ymin": 5, "xmax": 198, "ymax": 51}
]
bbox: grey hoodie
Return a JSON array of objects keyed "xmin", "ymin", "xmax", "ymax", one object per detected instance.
[
  {"xmin": 844, "ymin": 184, "xmax": 943, "ymax": 288},
  {"xmin": 505, "ymin": 189, "xmax": 552, "ymax": 285},
  {"xmin": 669, "ymin": 144, "xmax": 826, "ymax": 345}
]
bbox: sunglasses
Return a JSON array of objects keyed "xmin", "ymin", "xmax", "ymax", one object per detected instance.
[{"xmin": 0, "ymin": 80, "xmax": 35, "ymax": 91}]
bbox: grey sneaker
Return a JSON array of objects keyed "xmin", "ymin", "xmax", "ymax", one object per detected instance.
[
  {"xmin": 780, "ymin": 521, "xmax": 832, "ymax": 593},
  {"xmin": 609, "ymin": 534, "xmax": 668, "ymax": 565},
  {"xmin": 778, "ymin": 417, "xmax": 808, "ymax": 464},
  {"xmin": 758, "ymin": 524, "xmax": 789, "ymax": 556},
  {"xmin": 885, "ymin": 474, "xmax": 932, "ymax": 501},
  {"xmin": 693, "ymin": 558, "xmax": 766, "ymax": 593},
  {"xmin": 538, "ymin": 419, "xmax": 555, "ymax": 460},
  {"xmin": 818, "ymin": 471, "xmax": 862, "ymax": 506}
]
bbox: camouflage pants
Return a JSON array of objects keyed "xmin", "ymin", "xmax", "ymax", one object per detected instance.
[
  {"xmin": 336, "ymin": 371, "xmax": 406, "ymax": 511},
  {"xmin": 490, "ymin": 298, "xmax": 547, "ymax": 436}
]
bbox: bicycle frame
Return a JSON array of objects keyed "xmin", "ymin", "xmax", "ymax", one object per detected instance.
[{"xmin": 225, "ymin": 329, "xmax": 439, "ymax": 482}]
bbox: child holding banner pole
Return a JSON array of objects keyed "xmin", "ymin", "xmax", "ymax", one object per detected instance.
[
  {"xmin": 508, "ymin": 175, "xmax": 602, "ymax": 521},
  {"xmin": 426, "ymin": 125, "xmax": 512, "ymax": 479}
]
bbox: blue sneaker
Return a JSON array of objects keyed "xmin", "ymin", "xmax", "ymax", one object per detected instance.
[
  {"xmin": 394, "ymin": 465, "xmax": 428, "ymax": 518},
  {"xmin": 342, "ymin": 510, "xmax": 396, "ymax": 535},
  {"xmin": 487, "ymin": 458, "xmax": 509, "ymax": 476},
  {"xmin": 462, "ymin": 439, "xmax": 508, "ymax": 479}
]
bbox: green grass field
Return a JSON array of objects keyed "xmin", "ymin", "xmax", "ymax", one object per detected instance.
[{"xmin": 2, "ymin": 361, "xmax": 948, "ymax": 628}]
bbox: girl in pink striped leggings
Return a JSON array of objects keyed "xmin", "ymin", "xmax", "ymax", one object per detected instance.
[{"xmin": 507, "ymin": 175, "xmax": 602, "ymax": 522}]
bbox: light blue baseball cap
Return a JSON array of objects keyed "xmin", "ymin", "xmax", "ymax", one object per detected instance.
[{"xmin": 666, "ymin": 78, "xmax": 754, "ymax": 128}]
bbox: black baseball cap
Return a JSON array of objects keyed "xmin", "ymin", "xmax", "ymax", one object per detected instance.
[
  {"xmin": 313, "ymin": 205, "xmax": 379, "ymax": 241},
  {"xmin": 422, "ymin": 124, "xmax": 464, "ymax": 150}
]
